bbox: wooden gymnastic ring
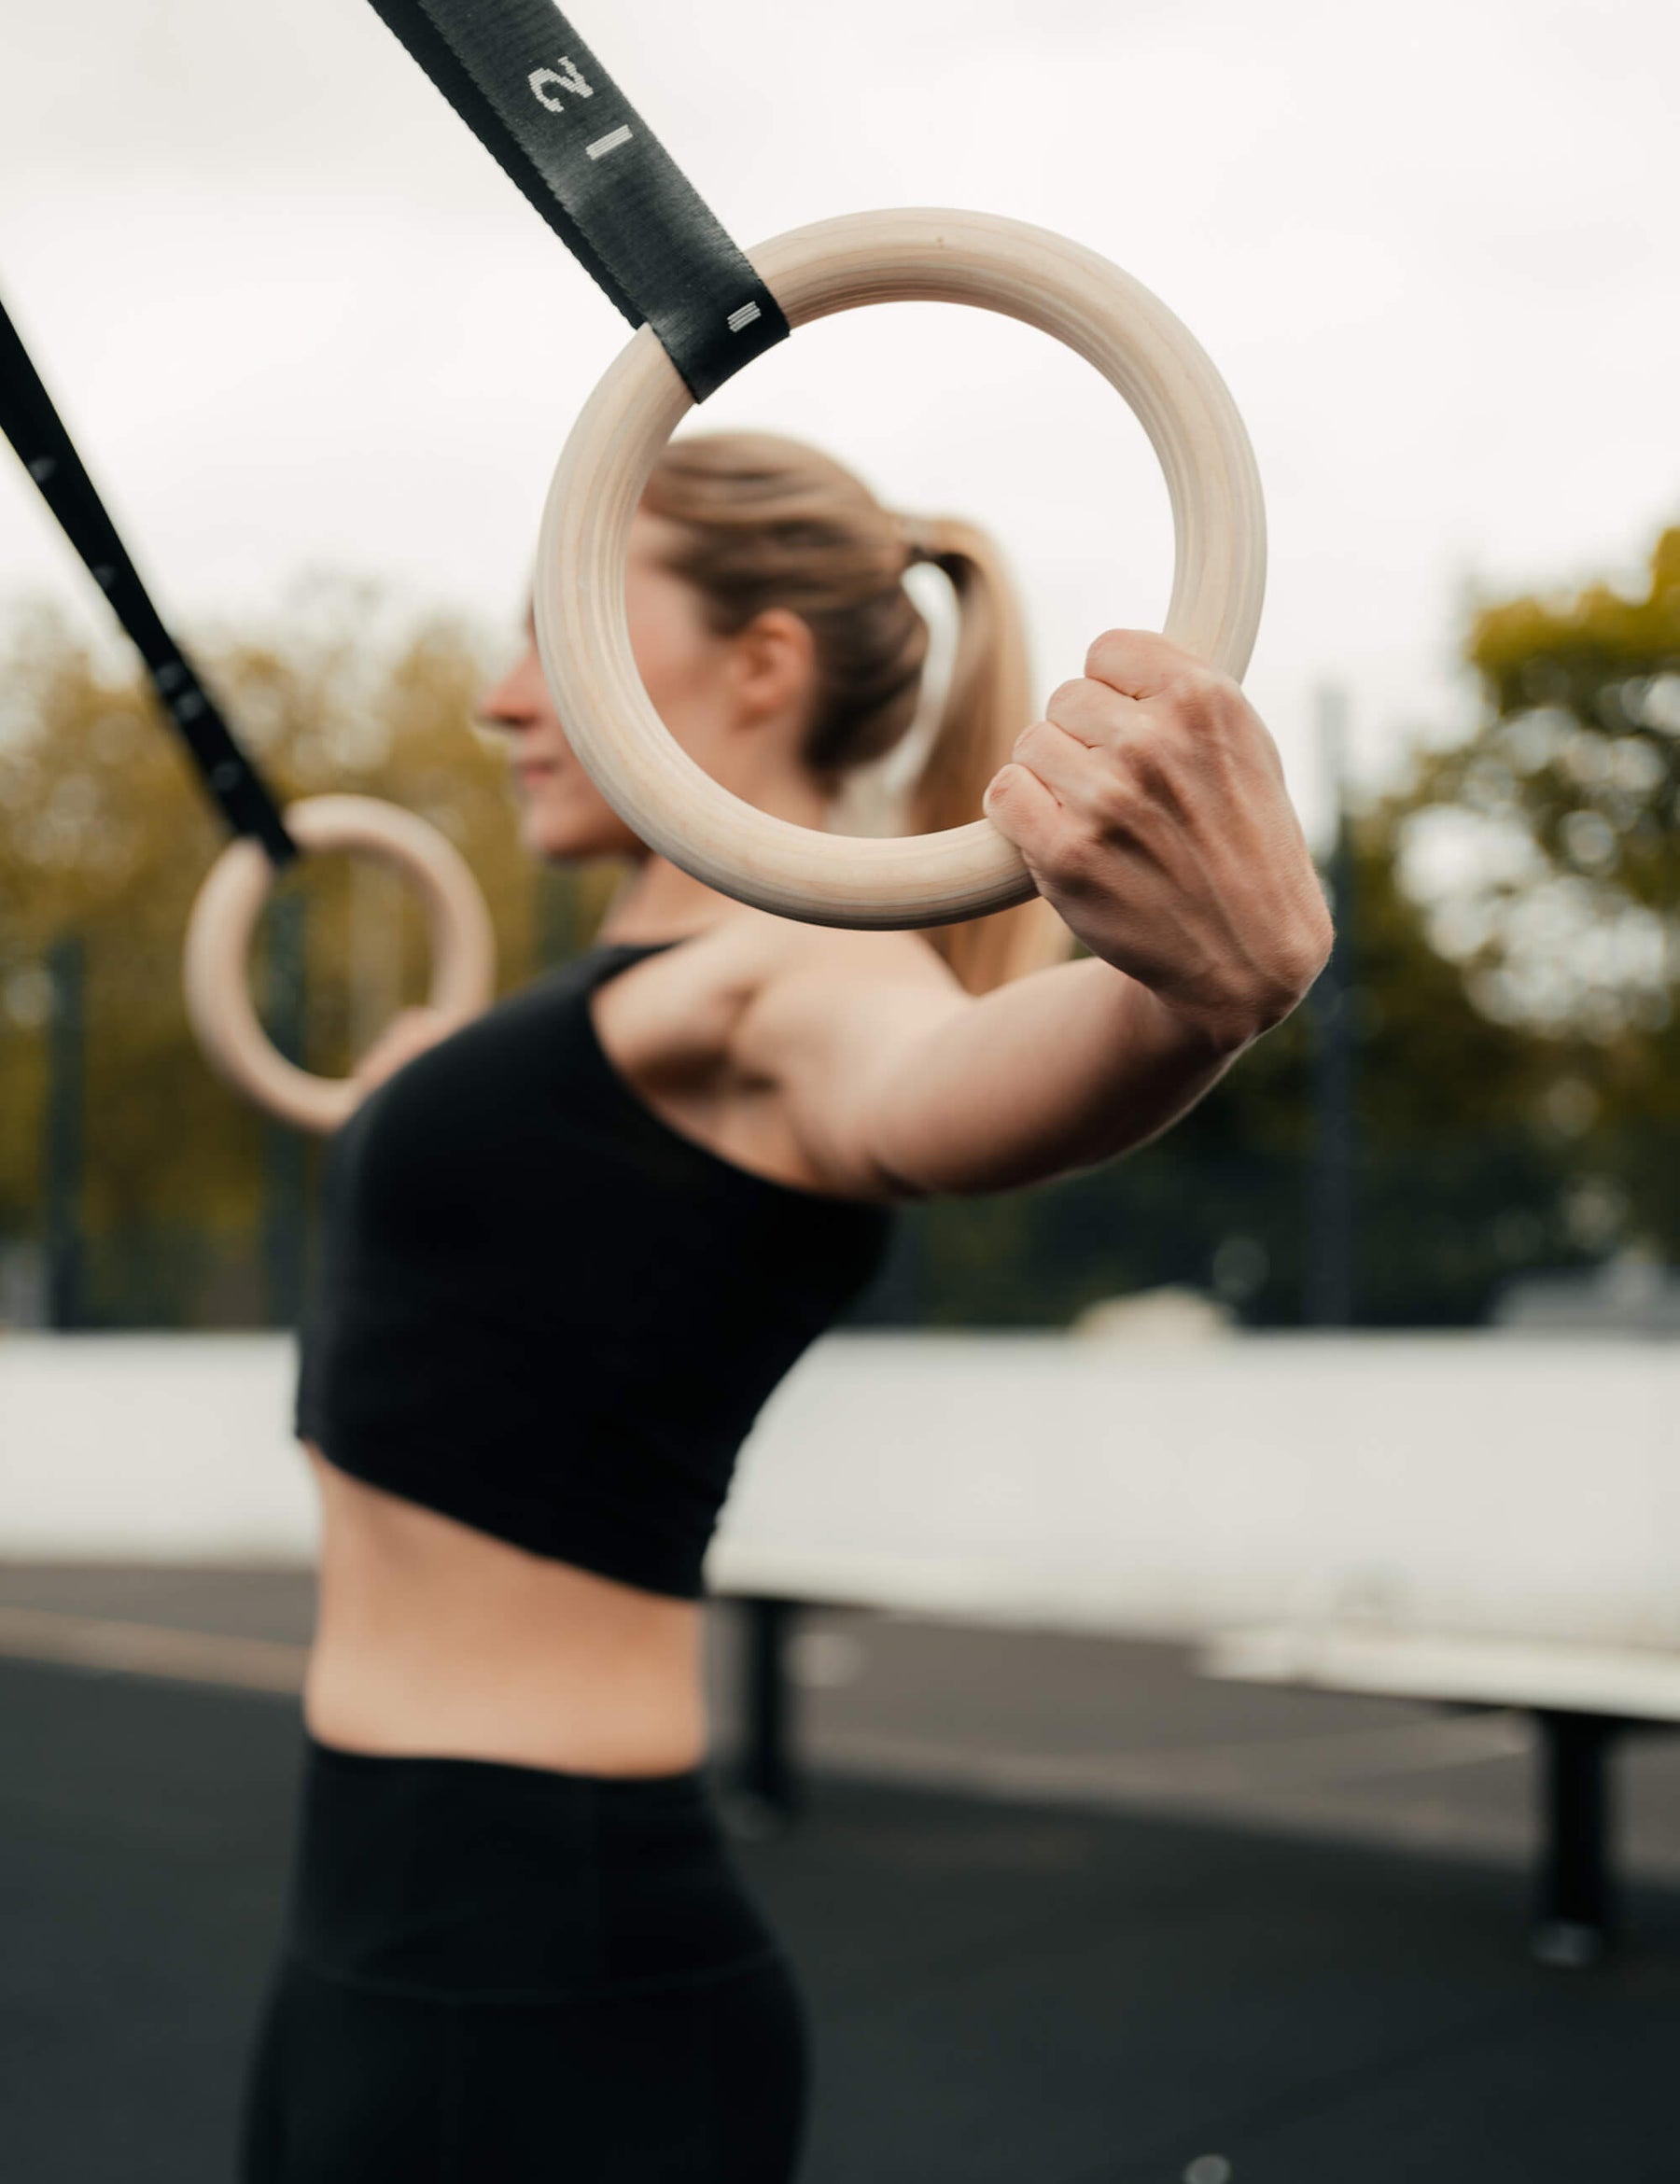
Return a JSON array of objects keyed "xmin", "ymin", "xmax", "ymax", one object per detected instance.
[
  {"xmin": 182, "ymin": 794, "xmax": 496, "ymax": 1134},
  {"xmin": 535, "ymin": 206, "xmax": 1267, "ymax": 930}
]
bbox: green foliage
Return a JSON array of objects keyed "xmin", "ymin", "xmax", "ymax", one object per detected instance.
[
  {"xmin": 2, "ymin": 534, "xmax": 1673, "ymax": 1330},
  {"xmin": 0, "ymin": 581, "xmax": 609, "ymax": 1319},
  {"xmin": 896, "ymin": 533, "xmax": 1679, "ymax": 1327},
  {"xmin": 1400, "ymin": 531, "xmax": 1679, "ymax": 1258},
  {"xmin": 1422, "ymin": 532, "xmax": 1678, "ymax": 1028}
]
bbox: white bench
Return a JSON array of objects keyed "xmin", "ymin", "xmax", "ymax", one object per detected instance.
[
  {"xmin": 1203, "ymin": 1623, "xmax": 1680, "ymax": 1965},
  {"xmin": 709, "ymin": 1332, "xmax": 1680, "ymax": 1963},
  {"xmin": 5, "ymin": 1329, "xmax": 1676, "ymax": 1958}
]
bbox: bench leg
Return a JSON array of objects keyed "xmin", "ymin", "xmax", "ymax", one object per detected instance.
[
  {"xmin": 1532, "ymin": 1710, "xmax": 1617, "ymax": 1968},
  {"xmin": 729, "ymin": 1596, "xmax": 802, "ymax": 1832}
]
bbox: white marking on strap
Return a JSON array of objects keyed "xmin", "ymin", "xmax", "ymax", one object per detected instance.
[
  {"xmin": 528, "ymin": 56, "xmax": 594, "ymax": 112},
  {"xmin": 585, "ymin": 124, "xmax": 633, "ymax": 161},
  {"xmin": 727, "ymin": 302, "xmax": 762, "ymax": 334}
]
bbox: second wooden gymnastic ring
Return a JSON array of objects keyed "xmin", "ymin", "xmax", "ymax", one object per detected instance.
[
  {"xmin": 182, "ymin": 794, "xmax": 497, "ymax": 1134},
  {"xmin": 535, "ymin": 205, "xmax": 1267, "ymax": 930}
]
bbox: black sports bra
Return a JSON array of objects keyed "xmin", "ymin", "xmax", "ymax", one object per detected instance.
[{"xmin": 294, "ymin": 942, "xmax": 892, "ymax": 1599}]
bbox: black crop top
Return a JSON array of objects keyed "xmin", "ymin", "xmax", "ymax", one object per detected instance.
[{"xmin": 294, "ymin": 942, "xmax": 891, "ymax": 1599}]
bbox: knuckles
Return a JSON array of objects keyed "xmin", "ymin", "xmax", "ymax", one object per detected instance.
[
  {"xmin": 1005, "ymin": 629, "xmax": 1332, "ymax": 1046},
  {"xmin": 1161, "ymin": 663, "xmax": 1245, "ymax": 746},
  {"xmin": 1084, "ymin": 628, "xmax": 1169, "ymax": 686},
  {"xmin": 1113, "ymin": 734, "xmax": 1175, "ymax": 803},
  {"xmin": 1086, "ymin": 772, "xmax": 1151, "ymax": 840},
  {"xmin": 1037, "ymin": 823, "xmax": 1110, "ymax": 900},
  {"xmin": 1044, "ymin": 676, "xmax": 1101, "ymax": 722},
  {"xmin": 1082, "ymin": 630, "xmax": 1247, "ymax": 735}
]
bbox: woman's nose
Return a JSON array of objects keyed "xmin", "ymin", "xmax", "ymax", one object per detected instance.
[{"xmin": 477, "ymin": 644, "xmax": 547, "ymax": 734}]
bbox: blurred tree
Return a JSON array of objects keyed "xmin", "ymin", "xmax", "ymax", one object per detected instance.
[
  {"xmin": 903, "ymin": 533, "xmax": 1680, "ymax": 1328},
  {"xmin": 0, "ymin": 581, "xmax": 611, "ymax": 1322},
  {"xmin": 1396, "ymin": 530, "xmax": 1680, "ymax": 1261},
  {"xmin": 4, "ymin": 534, "xmax": 1673, "ymax": 1331}
]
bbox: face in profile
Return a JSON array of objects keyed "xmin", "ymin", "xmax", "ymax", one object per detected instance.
[{"xmin": 478, "ymin": 513, "xmax": 735, "ymax": 864}]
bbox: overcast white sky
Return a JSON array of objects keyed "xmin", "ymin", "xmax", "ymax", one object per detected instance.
[{"xmin": 3, "ymin": 0, "xmax": 1676, "ymax": 838}]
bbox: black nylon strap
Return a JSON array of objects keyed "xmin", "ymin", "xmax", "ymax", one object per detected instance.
[
  {"xmin": 0, "ymin": 299, "xmax": 297, "ymax": 867},
  {"xmin": 365, "ymin": 0, "xmax": 789, "ymax": 401}
]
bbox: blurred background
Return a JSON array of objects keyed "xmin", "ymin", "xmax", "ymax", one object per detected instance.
[
  {"xmin": 2, "ymin": 5, "xmax": 1679, "ymax": 2182},
  {"xmin": 1, "ymin": 0, "xmax": 1676, "ymax": 1340},
  {"xmin": 3, "ymin": 552, "xmax": 1676, "ymax": 1335}
]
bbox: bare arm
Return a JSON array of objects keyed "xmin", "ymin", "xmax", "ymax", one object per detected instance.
[
  {"xmin": 739, "ymin": 945, "xmax": 1240, "ymax": 1197},
  {"xmin": 737, "ymin": 631, "xmax": 1332, "ymax": 1198}
]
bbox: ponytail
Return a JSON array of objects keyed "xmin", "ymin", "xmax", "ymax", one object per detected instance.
[
  {"xmin": 640, "ymin": 432, "xmax": 1070, "ymax": 996},
  {"xmin": 903, "ymin": 517, "xmax": 1070, "ymax": 993}
]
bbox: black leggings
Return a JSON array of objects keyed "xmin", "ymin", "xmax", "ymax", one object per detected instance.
[{"xmin": 239, "ymin": 1735, "xmax": 807, "ymax": 2183}]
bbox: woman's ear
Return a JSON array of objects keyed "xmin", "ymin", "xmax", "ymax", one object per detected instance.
[{"xmin": 730, "ymin": 608, "xmax": 815, "ymax": 726}]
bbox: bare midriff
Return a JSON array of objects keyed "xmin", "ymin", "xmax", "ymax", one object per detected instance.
[{"xmin": 301, "ymin": 1445, "xmax": 708, "ymax": 1777}]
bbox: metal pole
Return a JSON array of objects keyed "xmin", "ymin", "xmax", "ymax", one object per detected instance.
[
  {"xmin": 735, "ymin": 1596, "xmax": 802, "ymax": 1826},
  {"xmin": 349, "ymin": 854, "xmax": 402, "ymax": 1058},
  {"xmin": 535, "ymin": 862, "xmax": 584, "ymax": 969},
  {"xmin": 262, "ymin": 890, "xmax": 309, "ymax": 1325},
  {"xmin": 1305, "ymin": 686, "xmax": 1356, "ymax": 1328},
  {"xmin": 43, "ymin": 933, "xmax": 87, "ymax": 1331},
  {"xmin": 1533, "ymin": 1711, "xmax": 1617, "ymax": 1967}
]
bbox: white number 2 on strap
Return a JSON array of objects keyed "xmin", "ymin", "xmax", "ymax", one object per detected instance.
[{"xmin": 528, "ymin": 56, "xmax": 594, "ymax": 112}]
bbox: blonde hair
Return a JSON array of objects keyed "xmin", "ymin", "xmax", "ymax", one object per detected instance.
[{"xmin": 642, "ymin": 431, "xmax": 1068, "ymax": 993}]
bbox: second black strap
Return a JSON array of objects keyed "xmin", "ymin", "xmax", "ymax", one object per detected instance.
[
  {"xmin": 366, "ymin": 0, "xmax": 790, "ymax": 401},
  {"xmin": 0, "ymin": 300, "xmax": 297, "ymax": 867}
]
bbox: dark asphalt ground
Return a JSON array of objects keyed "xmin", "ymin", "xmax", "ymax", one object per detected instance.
[{"xmin": 4, "ymin": 1571, "xmax": 1680, "ymax": 2181}]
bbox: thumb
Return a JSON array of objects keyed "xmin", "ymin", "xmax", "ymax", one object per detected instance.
[{"xmin": 983, "ymin": 759, "xmax": 1060, "ymax": 860}]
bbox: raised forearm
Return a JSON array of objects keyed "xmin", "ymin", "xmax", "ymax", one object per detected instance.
[
  {"xmin": 866, "ymin": 954, "xmax": 1248, "ymax": 1197},
  {"xmin": 867, "ymin": 627, "xmax": 1334, "ymax": 1197},
  {"xmin": 768, "ymin": 632, "xmax": 1328, "ymax": 1202}
]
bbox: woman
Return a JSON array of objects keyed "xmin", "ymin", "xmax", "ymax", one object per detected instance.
[{"xmin": 240, "ymin": 432, "xmax": 1329, "ymax": 2181}]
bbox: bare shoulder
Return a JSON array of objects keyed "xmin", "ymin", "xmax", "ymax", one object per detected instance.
[
  {"xmin": 751, "ymin": 915, "xmax": 958, "ymax": 999},
  {"xmin": 733, "ymin": 916, "xmax": 969, "ymax": 1086},
  {"xmin": 740, "ymin": 913, "xmax": 958, "ymax": 1015},
  {"xmin": 591, "ymin": 910, "xmax": 968, "ymax": 1197},
  {"xmin": 602, "ymin": 910, "xmax": 960, "ymax": 1082}
]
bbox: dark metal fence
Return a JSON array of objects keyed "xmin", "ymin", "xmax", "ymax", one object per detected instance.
[{"xmin": 0, "ymin": 910, "xmax": 1624, "ymax": 1337}]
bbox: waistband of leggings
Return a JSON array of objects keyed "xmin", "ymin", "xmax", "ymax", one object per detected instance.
[
  {"xmin": 282, "ymin": 1729, "xmax": 768, "ymax": 1999},
  {"xmin": 301, "ymin": 1729, "xmax": 710, "ymax": 1807}
]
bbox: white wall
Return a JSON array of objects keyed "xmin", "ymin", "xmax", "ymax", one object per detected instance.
[
  {"xmin": 2, "ymin": 1332, "xmax": 1675, "ymax": 1647},
  {"xmin": 717, "ymin": 1335, "xmax": 1680, "ymax": 1646},
  {"xmin": 0, "ymin": 1335, "xmax": 315, "ymax": 1562}
]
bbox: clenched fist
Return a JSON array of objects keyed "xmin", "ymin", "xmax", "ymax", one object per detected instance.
[{"xmin": 984, "ymin": 631, "xmax": 1333, "ymax": 1050}]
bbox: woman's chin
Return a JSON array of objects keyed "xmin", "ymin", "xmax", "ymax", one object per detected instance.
[{"xmin": 522, "ymin": 807, "xmax": 640, "ymax": 865}]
